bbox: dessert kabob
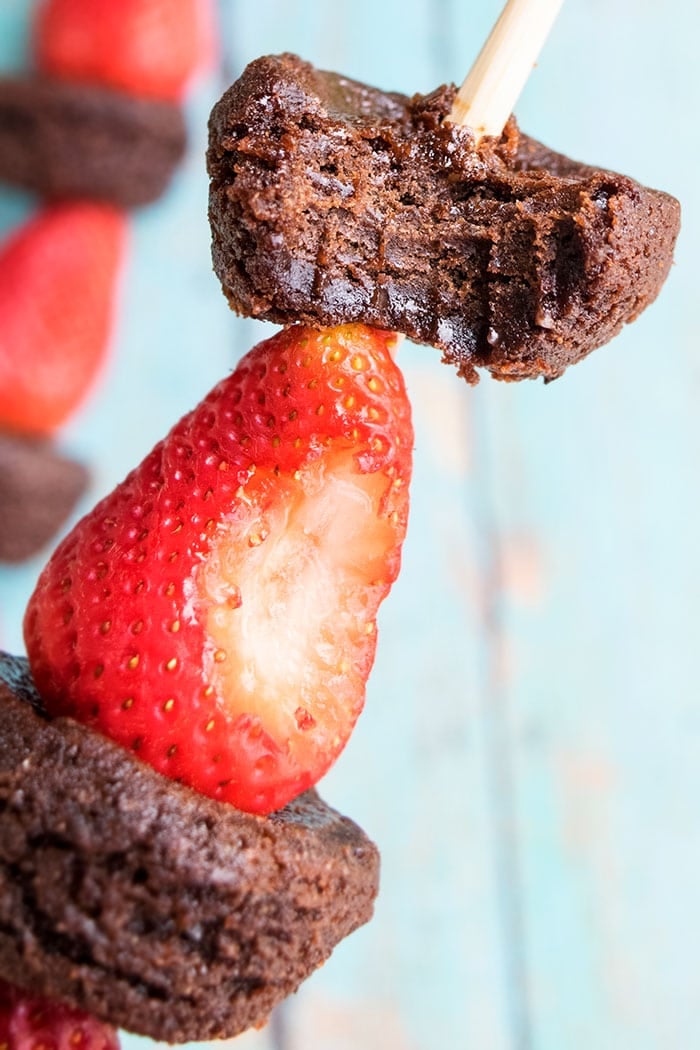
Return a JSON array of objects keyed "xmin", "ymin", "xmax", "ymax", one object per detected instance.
[
  {"xmin": 0, "ymin": 0, "xmax": 680, "ymax": 1046},
  {"xmin": 0, "ymin": 0, "xmax": 212, "ymax": 564}
]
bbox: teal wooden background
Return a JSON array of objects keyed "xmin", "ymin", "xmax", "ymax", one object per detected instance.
[{"xmin": 0, "ymin": 1, "xmax": 698, "ymax": 1048}]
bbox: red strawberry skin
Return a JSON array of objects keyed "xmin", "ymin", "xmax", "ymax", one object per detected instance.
[
  {"xmin": 25, "ymin": 324, "xmax": 413, "ymax": 814},
  {"xmin": 0, "ymin": 978, "xmax": 119, "ymax": 1050},
  {"xmin": 0, "ymin": 203, "xmax": 126, "ymax": 438},
  {"xmin": 34, "ymin": 0, "xmax": 214, "ymax": 101}
]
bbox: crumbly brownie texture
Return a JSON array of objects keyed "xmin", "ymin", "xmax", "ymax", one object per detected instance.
[
  {"xmin": 0, "ymin": 433, "xmax": 88, "ymax": 563},
  {"xmin": 208, "ymin": 53, "xmax": 680, "ymax": 382},
  {"xmin": 0, "ymin": 653, "xmax": 379, "ymax": 1043},
  {"xmin": 0, "ymin": 76, "xmax": 186, "ymax": 208}
]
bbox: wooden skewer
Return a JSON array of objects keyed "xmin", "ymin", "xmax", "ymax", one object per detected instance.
[{"xmin": 448, "ymin": 0, "xmax": 564, "ymax": 140}]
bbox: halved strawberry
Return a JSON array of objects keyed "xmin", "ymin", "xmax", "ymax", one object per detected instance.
[
  {"xmin": 25, "ymin": 324, "xmax": 413, "ymax": 814},
  {"xmin": 0, "ymin": 203, "xmax": 126, "ymax": 438},
  {"xmin": 34, "ymin": 0, "xmax": 215, "ymax": 101},
  {"xmin": 0, "ymin": 978, "xmax": 119, "ymax": 1050}
]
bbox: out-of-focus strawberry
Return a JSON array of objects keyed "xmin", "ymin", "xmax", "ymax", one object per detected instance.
[
  {"xmin": 0, "ymin": 978, "xmax": 119, "ymax": 1050},
  {"xmin": 34, "ymin": 0, "xmax": 214, "ymax": 101},
  {"xmin": 0, "ymin": 202, "xmax": 126, "ymax": 438},
  {"xmin": 25, "ymin": 324, "xmax": 413, "ymax": 814}
]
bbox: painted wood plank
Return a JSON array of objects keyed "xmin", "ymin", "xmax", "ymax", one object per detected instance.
[{"xmin": 472, "ymin": 0, "xmax": 700, "ymax": 1046}]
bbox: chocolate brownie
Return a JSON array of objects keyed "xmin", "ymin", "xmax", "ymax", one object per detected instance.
[
  {"xmin": 0, "ymin": 432, "xmax": 88, "ymax": 563},
  {"xmin": 0, "ymin": 653, "xmax": 379, "ymax": 1042},
  {"xmin": 0, "ymin": 76, "xmax": 186, "ymax": 208},
  {"xmin": 207, "ymin": 53, "xmax": 680, "ymax": 382}
]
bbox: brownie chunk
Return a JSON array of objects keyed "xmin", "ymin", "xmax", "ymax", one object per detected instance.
[
  {"xmin": 0, "ymin": 653, "xmax": 379, "ymax": 1043},
  {"xmin": 0, "ymin": 432, "xmax": 88, "ymax": 563},
  {"xmin": 0, "ymin": 76, "xmax": 186, "ymax": 208},
  {"xmin": 208, "ymin": 53, "xmax": 680, "ymax": 382}
]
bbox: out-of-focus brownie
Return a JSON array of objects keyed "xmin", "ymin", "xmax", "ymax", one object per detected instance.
[
  {"xmin": 0, "ymin": 432, "xmax": 88, "ymax": 562},
  {"xmin": 208, "ymin": 53, "xmax": 680, "ymax": 382},
  {"xmin": 0, "ymin": 653, "xmax": 380, "ymax": 1043},
  {"xmin": 0, "ymin": 76, "xmax": 186, "ymax": 208}
]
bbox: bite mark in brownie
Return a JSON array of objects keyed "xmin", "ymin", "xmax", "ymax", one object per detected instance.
[
  {"xmin": 207, "ymin": 53, "xmax": 680, "ymax": 382},
  {"xmin": 0, "ymin": 76, "xmax": 186, "ymax": 208},
  {"xmin": 0, "ymin": 653, "xmax": 380, "ymax": 1043}
]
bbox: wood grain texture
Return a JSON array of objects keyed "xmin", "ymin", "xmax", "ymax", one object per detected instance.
[{"xmin": 0, "ymin": 1, "xmax": 697, "ymax": 1049}]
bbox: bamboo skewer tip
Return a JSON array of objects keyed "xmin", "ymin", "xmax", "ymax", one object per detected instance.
[{"xmin": 448, "ymin": 0, "xmax": 565, "ymax": 142}]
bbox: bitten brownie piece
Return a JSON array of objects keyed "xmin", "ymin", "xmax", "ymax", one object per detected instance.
[
  {"xmin": 0, "ymin": 433, "xmax": 88, "ymax": 563},
  {"xmin": 208, "ymin": 53, "xmax": 680, "ymax": 382},
  {"xmin": 0, "ymin": 76, "xmax": 186, "ymax": 208},
  {"xmin": 0, "ymin": 653, "xmax": 379, "ymax": 1043}
]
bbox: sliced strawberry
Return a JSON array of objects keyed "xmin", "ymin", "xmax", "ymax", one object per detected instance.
[
  {"xmin": 0, "ymin": 203, "xmax": 126, "ymax": 438},
  {"xmin": 0, "ymin": 978, "xmax": 119, "ymax": 1050},
  {"xmin": 25, "ymin": 324, "xmax": 413, "ymax": 814},
  {"xmin": 34, "ymin": 0, "xmax": 215, "ymax": 101}
]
